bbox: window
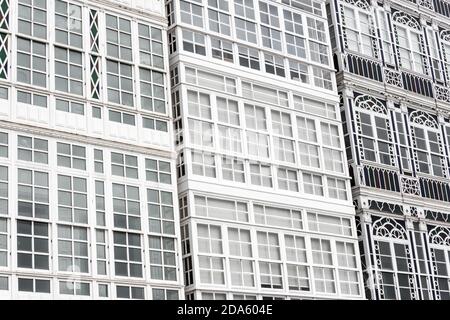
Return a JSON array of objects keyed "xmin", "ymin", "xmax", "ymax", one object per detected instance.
[
  {"xmin": 54, "ymin": 47, "xmax": 83, "ymax": 95},
  {"xmin": 342, "ymin": 5, "xmax": 376, "ymax": 57},
  {"xmin": 185, "ymin": 67, "xmax": 236, "ymax": 94},
  {"xmin": 112, "ymin": 183, "xmax": 141, "ymax": 230},
  {"xmin": 0, "ymin": 167, "xmax": 6, "ymax": 216},
  {"xmin": 396, "ymin": 113, "xmax": 411, "ymax": 171},
  {"xmin": 149, "ymin": 236, "xmax": 177, "ymax": 281},
  {"xmin": 55, "ymin": 0, "xmax": 82, "ymax": 47},
  {"xmin": 139, "ymin": 68, "xmax": 165, "ymax": 113},
  {"xmin": 138, "ymin": 23, "xmax": 164, "ymax": 69},
  {"xmin": 264, "ymin": 53, "xmax": 285, "ymax": 77},
  {"xmin": 59, "ymin": 281, "xmax": 90, "ymax": 296},
  {"xmin": 283, "ymin": 10, "xmax": 304, "ymax": 37},
  {"xmin": 289, "ymin": 60, "xmax": 309, "ymax": 83},
  {"xmin": 238, "ymin": 45, "xmax": 259, "ymax": 69},
  {"xmin": 377, "ymin": 9, "xmax": 393, "ymax": 64},
  {"xmin": 286, "ymin": 34, "xmax": 306, "ymax": 58},
  {"xmin": 0, "ymin": 217, "xmax": 7, "ymax": 266},
  {"xmin": 145, "ymin": 159, "xmax": 171, "ymax": 184},
  {"xmin": 143, "ymin": 117, "xmax": 168, "ymax": 132},
  {"xmin": 195, "ymin": 195, "xmax": 248, "ymax": 222},
  {"xmin": 257, "ymin": 231, "xmax": 280, "ymax": 260},
  {"xmin": 261, "ymin": 26, "xmax": 282, "ymax": 51},
  {"xmin": 228, "ymin": 228, "xmax": 252, "ymax": 257},
  {"xmin": 259, "ymin": 1, "xmax": 279, "ymax": 27},
  {"xmin": 96, "ymin": 230, "xmax": 107, "ymax": 275},
  {"xmin": 57, "ymin": 225, "xmax": 88, "ymax": 273},
  {"xmin": 106, "ymin": 14, "xmax": 132, "ymax": 61},
  {"xmin": 313, "ymin": 267, "xmax": 336, "ymax": 293},
  {"xmin": 302, "ymin": 172, "xmax": 323, "ymax": 196},
  {"xmin": 221, "ymin": 156, "xmax": 245, "ymax": 183},
  {"xmin": 311, "ymin": 238, "xmax": 333, "ymax": 265},
  {"xmin": 321, "ymin": 122, "xmax": 341, "ymax": 148},
  {"xmin": 0, "ymin": 132, "xmax": 7, "ymax": 158},
  {"xmin": 182, "ymin": 30, "xmax": 206, "ymax": 55},
  {"xmin": 180, "ymin": 1, "xmax": 203, "ymax": 27},
  {"xmin": 230, "ymin": 259, "xmax": 255, "ymax": 287},
  {"xmin": 219, "ymin": 125, "xmax": 242, "ymax": 153},
  {"xmin": 307, "ymin": 212, "xmax": 352, "ymax": 236},
  {"xmin": 17, "ymin": 91, "xmax": 47, "ymax": 108},
  {"xmin": 411, "ymin": 121, "xmax": 445, "ymax": 177},
  {"xmin": 95, "ymin": 181, "xmax": 105, "ymax": 226},
  {"xmin": 116, "ymin": 285, "xmax": 145, "ymax": 299},
  {"xmin": 17, "ymin": 135, "xmax": 48, "ymax": 164},
  {"xmin": 94, "ymin": 149, "xmax": 103, "ymax": 173},
  {"xmin": 327, "ymin": 177, "xmax": 347, "ymax": 200},
  {"xmin": 106, "ymin": 60, "xmax": 134, "ymax": 106},
  {"xmin": 18, "ymin": 168, "xmax": 49, "ymax": 219},
  {"xmin": 152, "ymin": 288, "xmax": 179, "ymax": 300},
  {"xmin": 188, "ymin": 119, "xmax": 214, "ymax": 147},
  {"xmin": 92, "ymin": 106, "xmax": 102, "ymax": 119},
  {"xmin": 211, "ymin": 37, "xmax": 233, "ymax": 62},
  {"xmin": 98, "ymin": 283, "xmax": 109, "ymax": 297},
  {"xmin": 109, "ymin": 110, "xmax": 135, "ymax": 125},
  {"xmin": 147, "ymin": 189, "xmax": 175, "ymax": 235},
  {"xmin": 255, "ymin": 204, "xmax": 302, "ymax": 229},
  {"xmin": 55, "ymin": 99, "xmax": 84, "ymax": 115},
  {"xmin": 191, "ymin": 151, "xmax": 216, "ymax": 177},
  {"xmin": 285, "ymin": 235, "xmax": 307, "ymax": 263},
  {"xmin": 199, "ymin": 256, "xmax": 225, "ymax": 285},
  {"xmin": 18, "ymin": 0, "xmax": 47, "ymax": 39},
  {"xmin": 235, "ymin": 17, "xmax": 257, "ymax": 43},
  {"xmin": 17, "ymin": 220, "xmax": 49, "ymax": 269},
  {"xmin": 198, "ymin": 224, "xmax": 222, "ymax": 254},
  {"xmin": 294, "ymin": 95, "xmax": 337, "ymax": 119},
  {"xmin": 250, "ymin": 162, "xmax": 272, "ymax": 187},
  {"xmin": 287, "ymin": 264, "xmax": 310, "ymax": 291},
  {"xmin": 234, "ymin": 0, "xmax": 254, "ymax": 20},
  {"xmin": 18, "ymin": 278, "xmax": 50, "ymax": 293},
  {"xmin": 17, "ymin": 37, "xmax": 47, "ymax": 87},
  {"xmin": 217, "ymin": 97, "xmax": 239, "ymax": 125},
  {"xmin": 394, "ymin": 15, "xmax": 425, "ymax": 73},
  {"xmin": 259, "ymin": 262, "xmax": 283, "ymax": 289},
  {"xmin": 297, "ymin": 116, "xmax": 319, "ymax": 168},
  {"xmin": 187, "ymin": 90, "xmax": 211, "ymax": 119},
  {"xmin": 273, "ymin": 137, "xmax": 295, "ymax": 163},
  {"xmin": 0, "ymin": 276, "xmax": 7, "ymax": 291},
  {"xmin": 312, "ymin": 66, "xmax": 333, "ymax": 90},
  {"xmin": 277, "ymin": 168, "xmax": 298, "ymax": 192},
  {"xmin": 57, "ymin": 142, "xmax": 86, "ymax": 170},
  {"xmin": 113, "ymin": 232, "xmax": 142, "ymax": 277},
  {"xmin": 272, "ymin": 110, "xmax": 292, "ymax": 137},
  {"xmin": 57, "ymin": 175, "xmax": 88, "ymax": 223},
  {"xmin": 323, "ymin": 148, "xmax": 344, "ymax": 173},
  {"xmin": 245, "ymin": 104, "xmax": 267, "ymax": 131},
  {"xmin": 111, "ymin": 152, "xmax": 138, "ymax": 179},
  {"xmin": 208, "ymin": 9, "xmax": 231, "ymax": 35}
]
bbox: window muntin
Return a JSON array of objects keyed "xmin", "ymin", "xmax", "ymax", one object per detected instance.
[
  {"xmin": 57, "ymin": 225, "xmax": 89, "ymax": 273},
  {"xmin": 55, "ymin": 0, "xmax": 82, "ymax": 47},
  {"xmin": 17, "ymin": 135, "xmax": 48, "ymax": 164},
  {"xmin": 57, "ymin": 142, "xmax": 86, "ymax": 170},
  {"xmin": 18, "ymin": 0, "xmax": 47, "ymax": 39},
  {"xmin": 17, "ymin": 220, "xmax": 49, "ymax": 270},
  {"xmin": 18, "ymin": 168, "xmax": 49, "ymax": 219},
  {"xmin": 113, "ymin": 231, "xmax": 142, "ymax": 278},
  {"xmin": 112, "ymin": 183, "xmax": 141, "ymax": 230},
  {"xmin": 148, "ymin": 189, "xmax": 175, "ymax": 235},
  {"xmin": 17, "ymin": 37, "xmax": 47, "ymax": 87},
  {"xmin": 57, "ymin": 174, "xmax": 87, "ymax": 224}
]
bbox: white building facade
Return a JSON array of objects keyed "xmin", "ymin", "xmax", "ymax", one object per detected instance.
[
  {"xmin": 0, "ymin": 0, "xmax": 184, "ymax": 299},
  {"xmin": 167, "ymin": 0, "xmax": 365, "ymax": 299},
  {"xmin": 326, "ymin": 0, "xmax": 450, "ymax": 299}
]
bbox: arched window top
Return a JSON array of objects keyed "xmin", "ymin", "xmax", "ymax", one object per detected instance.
[
  {"xmin": 440, "ymin": 30, "xmax": 450, "ymax": 42},
  {"xmin": 354, "ymin": 95, "xmax": 387, "ymax": 114},
  {"xmin": 373, "ymin": 217, "xmax": 407, "ymax": 240},
  {"xmin": 392, "ymin": 11, "xmax": 421, "ymax": 30},
  {"xmin": 429, "ymin": 226, "xmax": 450, "ymax": 247},
  {"xmin": 409, "ymin": 110, "xmax": 438, "ymax": 128},
  {"xmin": 343, "ymin": 0, "xmax": 370, "ymax": 10}
]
